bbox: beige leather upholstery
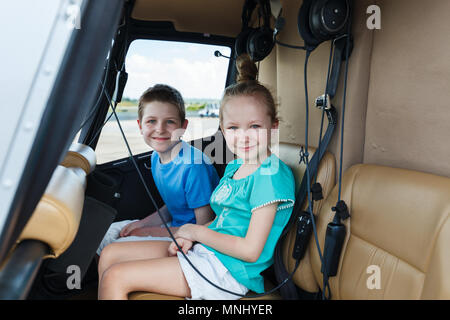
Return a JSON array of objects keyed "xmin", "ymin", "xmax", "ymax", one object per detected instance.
[
  {"xmin": 131, "ymin": 0, "xmax": 244, "ymax": 37},
  {"xmin": 18, "ymin": 144, "xmax": 96, "ymax": 258},
  {"xmin": 363, "ymin": 0, "xmax": 450, "ymax": 178},
  {"xmin": 61, "ymin": 142, "xmax": 97, "ymax": 175},
  {"xmin": 306, "ymin": 164, "xmax": 450, "ymax": 299},
  {"xmin": 129, "ymin": 143, "xmax": 336, "ymax": 300},
  {"xmin": 258, "ymin": 0, "xmax": 450, "ymax": 180}
]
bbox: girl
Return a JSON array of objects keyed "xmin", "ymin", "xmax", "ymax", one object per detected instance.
[{"xmin": 97, "ymin": 54, "xmax": 295, "ymax": 300}]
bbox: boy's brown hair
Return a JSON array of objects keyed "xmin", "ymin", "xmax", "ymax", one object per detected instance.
[{"xmin": 138, "ymin": 84, "xmax": 186, "ymax": 122}]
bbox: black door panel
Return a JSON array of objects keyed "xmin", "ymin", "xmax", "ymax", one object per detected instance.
[{"xmin": 93, "ymin": 151, "xmax": 164, "ymax": 222}]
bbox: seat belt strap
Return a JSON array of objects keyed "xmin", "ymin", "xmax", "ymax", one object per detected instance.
[{"xmin": 274, "ymin": 105, "xmax": 337, "ymax": 299}]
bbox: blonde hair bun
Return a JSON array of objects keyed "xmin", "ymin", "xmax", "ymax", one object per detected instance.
[{"xmin": 236, "ymin": 54, "xmax": 258, "ymax": 83}]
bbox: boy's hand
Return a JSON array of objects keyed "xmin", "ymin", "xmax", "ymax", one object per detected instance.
[
  {"xmin": 168, "ymin": 238, "xmax": 193, "ymax": 256},
  {"xmin": 119, "ymin": 220, "xmax": 145, "ymax": 237}
]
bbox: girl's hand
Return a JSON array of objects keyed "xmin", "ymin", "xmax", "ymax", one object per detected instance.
[
  {"xmin": 168, "ymin": 238, "xmax": 193, "ymax": 256},
  {"xmin": 174, "ymin": 224, "xmax": 199, "ymax": 241}
]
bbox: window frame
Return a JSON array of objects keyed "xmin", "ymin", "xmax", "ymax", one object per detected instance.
[{"xmin": 80, "ymin": 19, "xmax": 236, "ymax": 164}]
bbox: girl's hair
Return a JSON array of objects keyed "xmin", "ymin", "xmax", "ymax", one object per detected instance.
[
  {"xmin": 220, "ymin": 54, "xmax": 279, "ymax": 124},
  {"xmin": 138, "ymin": 84, "xmax": 185, "ymax": 122}
]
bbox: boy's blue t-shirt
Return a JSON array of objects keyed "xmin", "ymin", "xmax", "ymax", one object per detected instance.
[
  {"xmin": 203, "ymin": 154, "xmax": 295, "ymax": 293},
  {"xmin": 151, "ymin": 141, "xmax": 220, "ymax": 227}
]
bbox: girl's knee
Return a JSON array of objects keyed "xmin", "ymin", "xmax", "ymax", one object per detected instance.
[
  {"xmin": 98, "ymin": 243, "xmax": 119, "ymax": 276},
  {"xmin": 100, "ymin": 264, "xmax": 127, "ymax": 291},
  {"xmin": 99, "ymin": 243, "xmax": 115, "ymax": 261},
  {"xmin": 102, "ymin": 264, "xmax": 122, "ymax": 284},
  {"xmin": 98, "ymin": 264, "xmax": 129, "ymax": 299}
]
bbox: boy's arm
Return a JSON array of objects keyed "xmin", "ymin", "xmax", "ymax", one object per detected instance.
[
  {"xmin": 193, "ymin": 205, "xmax": 215, "ymax": 225},
  {"xmin": 143, "ymin": 204, "xmax": 171, "ymax": 226},
  {"xmin": 128, "ymin": 225, "xmax": 179, "ymax": 237},
  {"xmin": 127, "ymin": 206, "xmax": 214, "ymax": 237},
  {"xmin": 120, "ymin": 205, "xmax": 171, "ymax": 237},
  {"xmin": 176, "ymin": 203, "xmax": 278, "ymax": 263}
]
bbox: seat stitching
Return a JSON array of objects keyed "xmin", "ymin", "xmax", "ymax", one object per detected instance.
[
  {"xmin": 420, "ymin": 211, "xmax": 449, "ymax": 298},
  {"xmin": 422, "ymin": 211, "xmax": 449, "ymax": 273},
  {"xmin": 314, "ymin": 153, "xmax": 333, "ymax": 214},
  {"xmin": 351, "ymin": 235, "xmax": 376, "ymax": 297},
  {"xmin": 383, "ymin": 255, "xmax": 398, "ymax": 299},
  {"xmin": 351, "ymin": 233, "xmax": 424, "ymax": 274},
  {"xmin": 337, "ymin": 165, "xmax": 361, "ymax": 299},
  {"xmin": 377, "ymin": 248, "xmax": 388, "ymax": 299}
]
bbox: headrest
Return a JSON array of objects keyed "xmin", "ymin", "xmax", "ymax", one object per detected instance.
[
  {"xmin": 18, "ymin": 166, "xmax": 85, "ymax": 258},
  {"xmin": 60, "ymin": 143, "xmax": 96, "ymax": 175}
]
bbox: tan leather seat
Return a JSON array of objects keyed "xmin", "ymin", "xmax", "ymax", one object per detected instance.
[
  {"xmin": 17, "ymin": 143, "xmax": 96, "ymax": 258},
  {"xmin": 301, "ymin": 164, "xmax": 450, "ymax": 299},
  {"xmin": 128, "ymin": 142, "xmax": 336, "ymax": 300}
]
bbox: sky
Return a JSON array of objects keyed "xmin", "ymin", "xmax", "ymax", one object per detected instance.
[{"xmin": 122, "ymin": 40, "xmax": 232, "ymax": 100}]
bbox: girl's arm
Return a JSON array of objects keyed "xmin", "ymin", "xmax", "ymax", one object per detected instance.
[
  {"xmin": 203, "ymin": 220, "xmax": 214, "ymax": 228},
  {"xmin": 176, "ymin": 203, "xmax": 278, "ymax": 263}
]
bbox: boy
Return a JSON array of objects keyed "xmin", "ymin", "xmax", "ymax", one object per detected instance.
[{"xmin": 97, "ymin": 84, "xmax": 219, "ymax": 254}]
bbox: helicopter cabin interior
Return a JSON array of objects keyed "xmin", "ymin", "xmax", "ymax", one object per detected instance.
[{"xmin": 0, "ymin": 0, "xmax": 449, "ymax": 301}]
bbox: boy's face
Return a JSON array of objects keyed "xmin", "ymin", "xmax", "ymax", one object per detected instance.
[
  {"xmin": 221, "ymin": 95, "xmax": 278, "ymax": 164},
  {"xmin": 137, "ymin": 101, "xmax": 188, "ymax": 154}
]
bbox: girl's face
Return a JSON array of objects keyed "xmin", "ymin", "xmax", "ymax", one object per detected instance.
[
  {"xmin": 221, "ymin": 95, "xmax": 278, "ymax": 164},
  {"xmin": 137, "ymin": 101, "xmax": 188, "ymax": 154}
]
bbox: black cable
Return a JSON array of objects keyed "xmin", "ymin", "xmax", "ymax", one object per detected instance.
[
  {"xmin": 275, "ymin": 39, "xmax": 307, "ymax": 51},
  {"xmin": 304, "ymin": 50, "xmax": 325, "ymax": 297},
  {"xmin": 272, "ymin": 14, "xmax": 306, "ymax": 51},
  {"xmin": 319, "ymin": 25, "xmax": 353, "ymax": 301},
  {"xmin": 302, "ymin": 49, "xmax": 332, "ymax": 300},
  {"xmin": 314, "ymin": 41, "xmax": 335, "ymax": 187},
  {"xmin": 337, "ymin": 33, "xmax": 351, "ymax": 203}
]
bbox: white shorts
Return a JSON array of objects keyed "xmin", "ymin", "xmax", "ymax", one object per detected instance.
[
  {"xmin": 177, "ymin": 244, "xmax": 248, "ymax": 300},
  {"xmin": 96, "ymin": 220, "xmax": 172, "ymax": 255}
]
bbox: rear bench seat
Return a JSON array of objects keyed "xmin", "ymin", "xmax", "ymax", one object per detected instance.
[
  {"xmin": 302, "ymin": 164, "xmax": 450, "ymax": 299},
  {"xmin": 128, "ymin": 142, "xmax": 336, "ymax": 300}
]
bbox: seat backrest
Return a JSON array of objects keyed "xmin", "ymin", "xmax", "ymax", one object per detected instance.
[
  {"xmin": 308, "ymin": 164, "xmax": 450, "ymax": 299},
  {"xmin": 278, "ymin": 142, "xmax": 335, "ymax": 293},
  {"xmin": 18, "ymin": 143, "xmax": 96, "ymax": 258}
]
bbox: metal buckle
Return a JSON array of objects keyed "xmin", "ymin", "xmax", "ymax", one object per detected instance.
[{"xmin": 315, "ymin": 94, "xmax": 331, "ymax": 110}]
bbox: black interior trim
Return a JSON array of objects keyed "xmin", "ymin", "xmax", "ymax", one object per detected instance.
[{"xmin": 0, "ymin": 240, "xmax": 50, "ymax": 300}]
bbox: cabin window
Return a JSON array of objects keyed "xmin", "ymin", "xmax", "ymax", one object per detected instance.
[{"xmin": 95, "ymin": 39, "xmax": 231, "ymax": 164}]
